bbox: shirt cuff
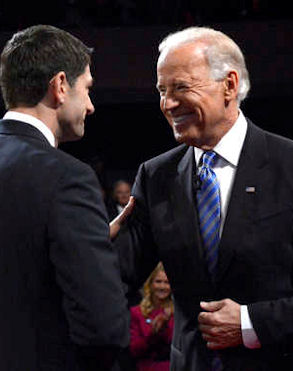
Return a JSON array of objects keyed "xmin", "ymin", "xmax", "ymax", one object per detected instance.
[{"xmin": 240, "ymin": 305, "xmax": 261, "ymax": 349}]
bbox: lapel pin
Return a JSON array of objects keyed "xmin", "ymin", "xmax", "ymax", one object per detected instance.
[{"xmin": 245, "ymin": 186, "xmax": 256, "ymax": 193}]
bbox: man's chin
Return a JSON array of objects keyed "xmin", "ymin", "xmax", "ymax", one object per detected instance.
[
  {"xmin": 173, "ymin": 128, "xmax": 208, "ymax": 148},
  {"xmin": 173, "ymin": 130, "xmax": 191, "ymax": 145}
]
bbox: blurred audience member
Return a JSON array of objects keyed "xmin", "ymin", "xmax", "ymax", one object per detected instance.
[
  {"xmin": 130, "ymin": 262, "xmax": 174, "ymax": 371},
  {"xmin": 108, "ymin": 179, "xmax": 132, "ymax": 216}
]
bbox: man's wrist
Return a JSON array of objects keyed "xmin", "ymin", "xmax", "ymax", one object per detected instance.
[{"xmin": 240, "ymin": 305, "xmax": 261, "ymax": 349}]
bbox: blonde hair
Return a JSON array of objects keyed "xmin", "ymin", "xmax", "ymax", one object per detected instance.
[
  {"xmin": 158, "ymin": 26, "xmax": 250, "ymax": 104},
  {"xmin": 140, "ymin": 262, "xmax": 174, "ymax": 317}
]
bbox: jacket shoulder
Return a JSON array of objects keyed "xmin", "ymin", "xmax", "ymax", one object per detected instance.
[
  {"xmin": 143, "ymin": 144, "xmax": 189, "ymax": 170},
  {"xmin": 130, "ymin": 305, "xmax": 142, "ymax": 317},
  {"xmin": 248, "ymin": 118, "xmax": 293, "ymax": 151}
]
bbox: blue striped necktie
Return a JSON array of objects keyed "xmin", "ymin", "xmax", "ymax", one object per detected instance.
[
  {"xmin": 196, "ymin": 151, "xmax": 221, "ymax": 277},
  {"xmin": 197, "ymin": 151, "xmax": 223, "ymax": 370}
]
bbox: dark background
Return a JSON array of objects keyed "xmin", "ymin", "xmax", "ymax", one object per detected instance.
[{"xmin": 0, "ymin": 0, "xmax": 292, "ymax": 192}]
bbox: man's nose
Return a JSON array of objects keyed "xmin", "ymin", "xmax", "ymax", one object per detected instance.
[
  {"xmin": 162, "ymin": 95, "xmax": 180, "ymax": 111},
  {"xmin": 87, "ymin": 97, "xmax": 95, "ymax": 115}
]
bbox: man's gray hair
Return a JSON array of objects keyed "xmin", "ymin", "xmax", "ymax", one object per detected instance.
[{"xmin": 158, "ymin": 27, "xmax": 250, "ymax": 104}]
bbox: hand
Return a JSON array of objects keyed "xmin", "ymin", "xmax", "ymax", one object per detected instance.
[
  {"xmin": 109, "ymin": 196, "xmax": 135, "ymax": 240},
  {"xmin": 152, "ymin": 311, "xmax": 171, "ymax": 334},
  {"xmin": 198, "ymin": 299, "xmax": 243, "ymax": 350},
  {"xmin": 164, "ymin": 307, "xmax": 172, "ymax": 318}
]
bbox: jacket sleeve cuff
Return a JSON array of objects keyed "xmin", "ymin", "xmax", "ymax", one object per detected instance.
[{"xmin": 241, "ymin": 305, "xmax": 261, "ymax": 349}]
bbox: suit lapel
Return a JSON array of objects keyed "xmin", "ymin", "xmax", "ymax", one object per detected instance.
[
  {"xmin": 168, "ymin": 147, "xmax": 198, "ymax": 248},
  {"xmin": 167, "ymin": 146, "xmax": 208, "ymax": 276},
  {"xmin": 216, "ymin": 121, "xmax": 269, "ymax": 283}
]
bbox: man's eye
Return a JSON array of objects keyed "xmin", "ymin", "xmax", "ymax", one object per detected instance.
[{"xmin": 176, "ymin": 85, "xmax": 187, "ymax": 91}]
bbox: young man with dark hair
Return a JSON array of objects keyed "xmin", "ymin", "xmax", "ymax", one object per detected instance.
[{"xmin": 0, "ymin": 25, "xmax": 129, "ymax": 371}]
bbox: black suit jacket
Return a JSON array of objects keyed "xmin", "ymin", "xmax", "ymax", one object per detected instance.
[
  {"xmin": 106, "ymin": 202, "xmax": 142, "ymax": 308},
  {"xmin": 0, "ymin": 119, "xmax": 128, "ymax": 371},
  {"xmin": 130, "ymin": 119, "xmax": 293, "ymax": 370}
]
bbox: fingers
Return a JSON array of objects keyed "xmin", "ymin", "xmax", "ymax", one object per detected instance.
[
  {"xmin": 198, "ymin": 299, "xmax": 238, "ymax": 326},
  {"xmin": 164, "ymin": 307, "xmax": 172, "ymax": 318},
  {"xmin": 198, "ymin": 300, "xmax": 224, "ymax": 326},
  {"xmin": 115, "ymin": 196, "xmax": 135, "ymax": 225},
  {"xmin": 198, "ymin": 299, "xmax": 242, "ymax": 350},
  {"xmin": 206, "ymin": 341, "xmax": 226, "ymax": 350},
  {"xmin": 121, "ymin": 196, "xmax": 135, "ymax": 220},
  {"xmin": 198, "ymin": 311, "xmax": 216, "ymax": 326},
  {"xmin": 200, "ymin": 300, "xmax": 225, "ymax": 312},
  {"xmin": 109, "ymin": 196, "xmax": 135, "ymax": 239},
  {"xmin": 152, "ymin": 312, "xmax": 170, "ymax": 333},
  {"xmin": 200, "ymin": 324, "xmax": 226, "ymax": 350},
  {"xmin": 199, "ymin": 323, "xmax": 220, "ymax": 340}
]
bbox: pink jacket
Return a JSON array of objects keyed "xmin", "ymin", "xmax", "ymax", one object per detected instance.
[{"xmin": 130, "ymin": 305, "xmax": 174, "ymax": 371}]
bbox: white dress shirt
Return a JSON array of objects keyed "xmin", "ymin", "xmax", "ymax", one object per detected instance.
[
  {"xmin": 194, "ymin": 110, "xmax": 261, "ymax": 349},
  {"xmin": 3, "ymin": 111, "xmax": 56, "ymax": 147}
]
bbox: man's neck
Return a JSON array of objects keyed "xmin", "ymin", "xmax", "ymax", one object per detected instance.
[{"xmin": 10, "ymin": 106, "xmax": 58, "ymax": 147}]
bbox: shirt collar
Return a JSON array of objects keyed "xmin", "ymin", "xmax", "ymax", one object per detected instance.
[
  {"xmin": 194, "ymin": 110, "xmax": 248, "ymax": 167},
  {"xmin": 3, "ymin": 111, "xmax": 56, "ymax": 147}
]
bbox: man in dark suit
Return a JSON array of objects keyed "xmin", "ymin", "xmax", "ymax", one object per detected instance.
[
  {"xmin": 0, "ymin": 25, "xmax": 129, "ymax": 371},
  {"xmin": 126, "ymin": 26, "xmax": 293, "ymax": 370}
]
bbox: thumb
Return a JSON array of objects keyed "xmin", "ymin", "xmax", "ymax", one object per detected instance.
[{"xmin": 200, "ymin": 300, "xmax": 224, "ymax": 312}]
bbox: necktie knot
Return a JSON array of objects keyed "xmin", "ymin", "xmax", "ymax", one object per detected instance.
[{"xmin": 202, "ymin": 151, "xmax": 217, "ymax": 169}]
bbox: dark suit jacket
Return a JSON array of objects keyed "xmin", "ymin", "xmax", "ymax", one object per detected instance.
[
  {"xmin": 107, "ymin": 201, "xmax": 142, "ymax": 308},
  {"xmin": 0, "ymin": 119, "xmax": 128, "ymax": 371},
  {"xmin": 130, "ymin": 119, "xmax": 293, "ymax": 370}
]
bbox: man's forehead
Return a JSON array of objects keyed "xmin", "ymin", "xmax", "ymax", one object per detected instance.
[
  {"xmin": 158, "ymin": 42, "xmax": 207, "ymax": 66},
  {"xmin": 156, "ymin": 45, "xmax": 209, "ymax": 84}
]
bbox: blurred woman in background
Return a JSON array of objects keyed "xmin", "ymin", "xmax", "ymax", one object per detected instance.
[{"xmin": 130, "ymin": 262, "xmax": 174, "ymax": 371}]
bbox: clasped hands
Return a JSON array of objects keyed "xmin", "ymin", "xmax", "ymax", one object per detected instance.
[
  {"xmin": 152, "ymin": 308, "xmax": 172, "ymax": 334},
  {"xmin": 198, "ymin": 299, "xmax": 243, "ymax": 350}
]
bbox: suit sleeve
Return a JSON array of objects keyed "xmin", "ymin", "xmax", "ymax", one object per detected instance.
[
  {"xmin": 248, "ymin": 297, "xmax": 293, "ymax": 350},
  {"xmin": 123, "ymin": 162, "xmax": 160, "ymax": 291},
  {"xmin": 47, "ymin": 161, "xmax": 129, "ymax": 368}
]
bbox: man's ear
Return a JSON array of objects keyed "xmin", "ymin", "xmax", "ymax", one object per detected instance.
[
  {"xmin": 223, "ymin": 70, "xmax": 239, "ymax": 103},
  {"xmin": 49, "ymin": 71, "xmax": 68, "ymax": 106}
]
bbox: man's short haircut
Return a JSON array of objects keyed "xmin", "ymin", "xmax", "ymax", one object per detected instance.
[{"xmin": 0, "ymin": 25, "xmax": 93, "ymax": 109}]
